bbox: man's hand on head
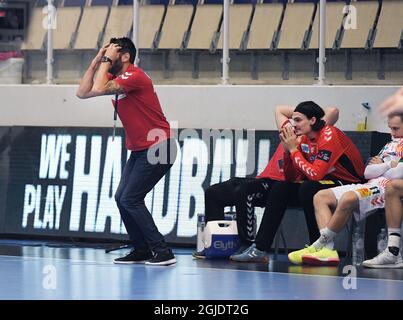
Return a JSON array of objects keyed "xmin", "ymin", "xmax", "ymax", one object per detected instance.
[
  {"xmin": 92, "ymin": 43, "xmax": 110, "ymax": 66},
  {"xmin": 105, "ymin": 43, "xmax": 122, "ymax": 62}
]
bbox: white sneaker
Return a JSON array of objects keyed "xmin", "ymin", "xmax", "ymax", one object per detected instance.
[
  {"xmin": 362, "ymin": 249, "xmax": 403, "ymax": 269},
  {"xmin": 229, "ymin": 244, "xmax": 269, "ymax": 263},
  {"xmin": 396, "ymin": 254, "xmax": 403, "ymax": 268}
]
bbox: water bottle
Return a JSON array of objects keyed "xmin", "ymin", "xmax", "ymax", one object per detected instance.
[
  {"xmin": 196, "ymin": 213, "xmax": 205, "ymax": 252},
  {"xmin": 377, "ymin": 228, "xmax": 388, "ymax": 254},
  {"xmin": 352, "ymin": 226, "xmax": 365, "ymax": 266}
]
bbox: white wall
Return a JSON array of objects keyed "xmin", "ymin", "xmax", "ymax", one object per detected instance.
[{"xmin": 0, "ymin": 85, "xmax": 400, "ymax": 132}]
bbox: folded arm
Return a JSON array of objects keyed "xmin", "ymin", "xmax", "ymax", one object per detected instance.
[
  {"xmin": 364, "ymin": 162, "xmax": 392, "ymax": 180},
  {"xmin": 384, "ymin": 162, "xmax": 403, "ymax": 180}
]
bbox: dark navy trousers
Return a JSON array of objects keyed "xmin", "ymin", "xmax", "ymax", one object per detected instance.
[{"xmin": 115, "ymin": 139, "xmax": 177, "ymax": 252}]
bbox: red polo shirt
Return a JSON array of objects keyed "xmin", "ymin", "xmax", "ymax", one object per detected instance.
[{"xmin": 112, "ymin": 64, "xmax": 171, "ymax": 151}]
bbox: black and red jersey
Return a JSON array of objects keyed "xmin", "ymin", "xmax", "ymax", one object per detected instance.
[
  {"xmin": 283, "ymin": 125, "xmax": 365, "ymax": 183},
  {"xmin": 257, "ymin": 144, "xmax": 286, "ymax": 181}
]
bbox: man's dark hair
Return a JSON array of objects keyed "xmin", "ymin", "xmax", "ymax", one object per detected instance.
[
  {"xmin": 109, "ymin": 37, "xmax": 136, "ymax": 64},
  {"xmin": 294, "ymin": 100, "xmax": 326, "ymax": 131}
]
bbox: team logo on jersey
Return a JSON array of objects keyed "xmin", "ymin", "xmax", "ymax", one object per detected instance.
[
  {"xmin": 301, "ymin": 144, "xmax": 309, "ymax": 153},
  {"xmin": 323, "ymin": 127, "xmax": 333, "ymax": 142},
  {"xmin": 310, "ymin": 144, "xmax": 317, "ymax": 154},
  {"xmin": 356, "ymin": 185, "xmax": 381, "ymax": 199},
  {"xmin": 356, "ymin": 187, "xmax": 371, "ymax": 198},
  {"xmin": 120, "ymin": 72, "xmax": 133, "ymax": 80},
  {"xmin": 369, "ymin": 185, "xmax": 381, "ymax": 195},
  {"xmin": 317, "ymin": 150, "xmax": 332, "ymax": 162}
]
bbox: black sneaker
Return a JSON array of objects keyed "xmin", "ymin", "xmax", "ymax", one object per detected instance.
[
  {"xmin": 113, "ymin": 249, "xmax": 153, "ymax": 264},
  {"xmin": 145, "ymin": 249, "xmax": 176, "ymax": 266},
  {"xmin": 192, "ymin": 249, "xmax": 206, "ymax": 259}
]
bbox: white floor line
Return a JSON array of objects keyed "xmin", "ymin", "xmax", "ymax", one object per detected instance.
[
  {"xmin": 177, "ymin": 267, "xmax": 403, "ymax": 282},
  {"xmin": 0, "ymin": 254, "xmax": 110, "ymax": 265},
  {"xmin": 1, "ymin": 254, "xmax": 403, "ymax": 284}
]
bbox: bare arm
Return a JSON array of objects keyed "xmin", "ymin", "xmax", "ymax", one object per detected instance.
[
  {"xmin": 275, "ymin": 105, "xmax": 339, "ymax": 130},
  {"xmin": 76, "ymin": 43, "xmax": 124, "ymax": 99},
  {"xmin": 323, "ymin": 107, "xmax": 339, "ymax": 126},
  {"xmin": 76, "ymin": 61, "xmax": 99, "ymax": 99},
  {"xmin": 92, "ymin": 61, "xmax": 124, "ymax": 96},
  {"xmin": 275, "ymin": 105, "xmax": 293, "ymax": 130},
  {"xmin": 76, "ymin": 44, "xmax": 107, "ymax": 99},
  {"xmin": 379, "ymin": 88, "xmax": 403, "ymax": 116}
]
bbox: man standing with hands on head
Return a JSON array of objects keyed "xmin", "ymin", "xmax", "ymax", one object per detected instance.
[{"xmin": 76, "ymin": 37, "xmax": 177, "ymax": 266}]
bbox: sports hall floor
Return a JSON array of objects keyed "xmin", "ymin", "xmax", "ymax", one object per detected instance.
[{"xmin": 0, "ymin": 239, "xmax": 402, "ymax": 300}]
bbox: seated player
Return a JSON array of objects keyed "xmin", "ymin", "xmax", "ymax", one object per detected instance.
[
  {"xmin": 362, "ymin": 179, "xmax": 403, "ymax": 268},
  {"xmin": 231, "ymin": 101, "xmax": 364, "ymax": 263},
  {"xmin": 193, "ymin": 104, "xmax": 339, "ymax": 259},
  {"xmin": 288, "ymin": 112, "xmax": 403, "ymax": 266}
]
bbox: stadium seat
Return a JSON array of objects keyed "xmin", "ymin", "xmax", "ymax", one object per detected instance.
[
  {"xmin": 248, "ymin": 3, "xmax": 284, "ymax": 50},
  {"xmin": 309, "ymin": 1, "xmax": 346, "ymax": 49},
  {"xmin": 53, "ymin": 7, "xmax": 82, "ymax": 49},
  {"xmin": 74, "ymin": 6, "xmax": 109, "ymax": 49},
  {"xmin": 102, "ymin": 5, "xmax": 133, "ymax": 45},
  {"xmin": 216, "ymin": 4, "xmax": 254, "ymax": 50},
  {"xmin": 158, "ymin": 5, "xmax": 194, "ymax": 49},
  {"xmin": 373, "ymin": 0, "xmax": 403, "ymax": 49},
  {"xmin": 340, "ymin": 1, "xmax": 379, "ymax": 49},
  {"xmin": 21, "ymin": 8, "xmax": 47, "ymax": 50},
  {"xmin": 187, "ymin": 4, "xmax": 222, "ymax": 50},
  {"xmin": 138, "ymin": 5, "xmax": 166, "ymax": 49},
  {"xmin": 277, "ymin": 2, "xmax": 316, "ymax": 50}
]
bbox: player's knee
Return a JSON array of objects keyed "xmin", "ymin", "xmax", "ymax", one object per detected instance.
[
  {"xmin": 313, "ymin": 190, "xmax": 332, "ymax": 206},
  {"xmin": 386, "ymin": 179, "xmax": 403, "ymax": 195},
  {"xmin": 385, "ymin": 182, "xmax": 395, "ymax": 196},
  {"xmin": 338, "ymin": 191, "xmax": 358, "ymax": 209}
]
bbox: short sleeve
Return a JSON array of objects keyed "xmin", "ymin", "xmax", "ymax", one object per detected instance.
[{"xmin": 114, "ymin": 69, "xmax": 145, "ymax": 93}]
